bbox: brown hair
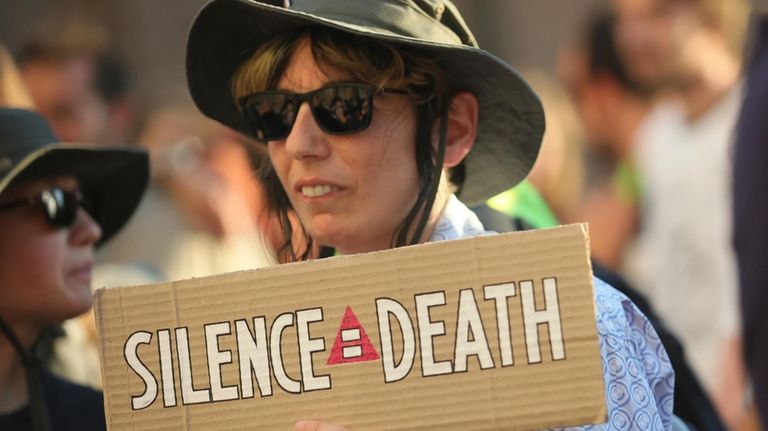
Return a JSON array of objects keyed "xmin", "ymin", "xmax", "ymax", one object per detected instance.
[{"xmin": 231, "ymin": 26, "xmax": 453, "ymax": 262}]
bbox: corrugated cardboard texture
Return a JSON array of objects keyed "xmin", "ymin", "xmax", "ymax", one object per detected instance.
[{"xmin": 95, "ymin": 224, "xmax": 605, "ymax": 430}]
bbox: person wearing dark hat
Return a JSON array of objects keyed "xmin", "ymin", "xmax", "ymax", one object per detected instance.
[
  {"xmin": 0, "ymin": 108, "xmax": 148, "ymax": 431},
  {"xmin": 186, "ymin": 1, "xmax": 675, "ymax": 429}
]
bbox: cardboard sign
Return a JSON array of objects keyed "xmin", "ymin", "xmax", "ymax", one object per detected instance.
[{"xmin": 95, "ymin": 224, "xmax": 606, "ymax": 430}]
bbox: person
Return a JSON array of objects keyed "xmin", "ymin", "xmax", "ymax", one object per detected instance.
[
  {"xmin": 185, "ymin": 1, "xmax": 675, "ymax": 429},
  {"xmin": 556, "ymin": 10, "xmax": 726, "ymax": 430},
  {"xmin": 557, "ymin": 10, "xmax": 651, "ymax": 270},
  {"xmin": 96, "ymin": 106, "xmax": 277, "ymax": 281},
  {"xmin": 733, "ymin": 0, "xmax": 768, "ymax": 428},
  {"xmin": 18, "ymin": 41, "xmax": 133, "ymax": 147},
  {"xmin": 612, "ymin": 0, "xmax": 750, "ymax": 426},
  {"xmin": 0, "ymin": 108, "xmax": 148, "ymax": 430},
  {"xmin": 474, "ymin": 35, "xmax": 722, "ymax": 428}
]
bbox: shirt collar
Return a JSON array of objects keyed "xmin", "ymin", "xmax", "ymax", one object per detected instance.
[{"xmin": 429, "ymin": 194, "xmax": 491, "ymax": 242}]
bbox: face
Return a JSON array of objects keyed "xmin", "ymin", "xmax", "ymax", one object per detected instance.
[
  {"xmin": 559, "ymin": 47, "xmax": 621, "ymax": 152},
  {"xmin": 0, "ymin": 176, "xmax": 102, "ymax": 327},
  {"xmin": 614, "ymin": 0, "xmax": 701, "ymax": 89},
  {"xmin": 266, "ymin": 37, "xmax": 420, "ymax": 254},
  {"xmin": 21, "ymin": 58, "xmax": 112, "ymax": 144}
]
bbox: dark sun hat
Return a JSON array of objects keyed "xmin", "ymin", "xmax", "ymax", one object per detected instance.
[
  {"xmin": 186, "ymin": 0, "xmax": 545, "ymax": 206},
  {"xmin": 0, "ymin": 108, "xmax": 149, "ymax": 244}
]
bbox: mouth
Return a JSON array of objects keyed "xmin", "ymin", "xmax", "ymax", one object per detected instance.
[
  {"xmin": 294, "ymin": 178, "xmax": 345, "ymax": 200},
  {"xmin": 300, "ymin": 184, "xmax": 340, "ymax": 198},
  {"xmin": 68, "ymin": 262, "xmax": 93, "ymax": 282}
]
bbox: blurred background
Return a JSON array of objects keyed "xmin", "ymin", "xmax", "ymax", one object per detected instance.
[
  {"xmin": 0, "ymin": 0, "xmax": 763, "ymax": 430},
  {"xmin": 0, "ymin": 0, "xmax": 602, "ymax": 114}
]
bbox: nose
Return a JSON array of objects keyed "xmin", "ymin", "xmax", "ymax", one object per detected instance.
[
  {"xmin": 69, "ymin": 207, "xmax": 102, "ymax": 246},
  {"xmin": 284, "ymin": 102, "xmax": 330, "ymax": 160}
]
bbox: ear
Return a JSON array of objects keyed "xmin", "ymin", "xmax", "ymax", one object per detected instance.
[{"xmin": 436, "ymin": 91, "xmax": 478, "ymax": 168}]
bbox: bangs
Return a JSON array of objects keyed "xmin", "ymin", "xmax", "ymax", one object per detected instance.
[{"xmin": 231, "ymin": 26, "xmax": 447, "ymax": 105}]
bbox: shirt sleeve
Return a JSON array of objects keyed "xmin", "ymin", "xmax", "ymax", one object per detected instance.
[{"xmin": 547, "ymin": 277, "xmax": 675, "ymax": 431}]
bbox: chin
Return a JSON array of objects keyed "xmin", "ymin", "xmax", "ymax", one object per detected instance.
[
  {"xmin": 305, "ymin": 215, "xmax": 394, "ymax": 254},
  {"xmin": 306, "ymin": 215, "xmax": 345, "ymax": 243},
  {"xmin": 41, "ymin": 302, "xmax": 92, "ymax": 326},
  {"xmin": 63, "ymin": 301, "xmax": 93, "ymax": 321},
  {"xmin": 64, "ymin": 285, "xmax": 95, "ymax": 316}
]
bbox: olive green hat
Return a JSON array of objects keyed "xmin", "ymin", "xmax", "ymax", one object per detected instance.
[{"xmin": 186, "ymin": 0, "xmax": 544, "ymax": 206}]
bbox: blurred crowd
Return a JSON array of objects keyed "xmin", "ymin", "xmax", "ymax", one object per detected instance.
[{"xmin": 1, "ymin": 0, "xmax": 767, "ymax": 429}]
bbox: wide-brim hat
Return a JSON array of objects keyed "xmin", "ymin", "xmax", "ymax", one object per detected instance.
[
  {"xmin": 187, "ymin": 0, "xmax": 544, "ymax": 206},
  {"xmin": 0, "ymin": 108, "xmax": 149, "ymax": 245}
]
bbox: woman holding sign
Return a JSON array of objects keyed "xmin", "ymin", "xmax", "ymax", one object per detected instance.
[{"xmin": 186, "ymin": 0, "xmax": 675, "ymax": 429}]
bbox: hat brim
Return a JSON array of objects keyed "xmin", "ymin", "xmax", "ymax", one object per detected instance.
[
  {"xmin": 0, "ymin": 145, "xmax": 149, "ymax": 245},
  {"xmin": 187, "ymin": 0, "xmax": 544, "ymax": 206}
]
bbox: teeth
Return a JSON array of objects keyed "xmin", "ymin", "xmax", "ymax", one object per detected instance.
[{"xmin": 301, "ymin": 185, "xmax": 336, "ymax": 197}]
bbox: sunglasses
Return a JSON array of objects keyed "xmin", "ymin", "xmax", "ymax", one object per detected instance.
[
  {"xmin": 0, "ymin": 187, "xmax": 91, "ymax": 228},
  {"xmin": 238, "ymin": 83, "xmax": 409, "ymax": 142}
]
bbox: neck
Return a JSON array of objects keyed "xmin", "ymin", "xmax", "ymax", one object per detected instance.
[
  {"xmin": 0, "ymin": 320, "xmax": 37, "ymax": 413},
  {"xmin": 419, "ymin": 174, "xmax": 453, "ymax": 242},
  {"xmin": 677, "ymin": 32, "xmax": 741, "ymax": 121}
]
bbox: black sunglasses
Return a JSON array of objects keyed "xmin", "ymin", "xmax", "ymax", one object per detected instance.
[
  {"xmin": 0, "ymin": 187, "xmax": 90, "ymax": 228},
  {"xmin": 238, "ymin": 83, "xmax": 409, "ymax": 142}
]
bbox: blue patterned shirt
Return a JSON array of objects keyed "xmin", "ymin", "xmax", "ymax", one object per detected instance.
[{"xmin": 430, "ymin": 195, "xmax": 675, "ymax": 430}]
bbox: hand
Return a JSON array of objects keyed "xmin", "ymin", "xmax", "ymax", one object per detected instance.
[{"xmin": 294, "ymin": 420, "xmax": 350, "ymax": 431}]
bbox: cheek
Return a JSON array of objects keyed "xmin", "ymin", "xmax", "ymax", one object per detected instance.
[
  {"xmin": 0, "ymin": 235, "xmax": 65, "ymax": 316},
  {"xmin": 356, "ymin": 118, "xmax": 420, "ymax": 207},
  {"xmin": 267, "ymin": 143, "xmax": 292, "ymax": 188},
  {"xmin": 11, "ymin": 238, "xmax": 64, "ymax": 279}
]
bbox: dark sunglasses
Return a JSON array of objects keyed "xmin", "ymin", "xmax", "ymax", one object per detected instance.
[
  {"xmin": 0, "ymin": 187, "xmax": 91, "ymax": 228},
  {"xmin": 238, "ymin": 83, "xmax": 409, "ymax": 142}
]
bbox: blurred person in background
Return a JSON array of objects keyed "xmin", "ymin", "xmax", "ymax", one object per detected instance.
[
  {"xmin": 613, "ymin": 0, "xmax": 751, "ymax": 427},
  {"xmin": 475, "ymin": 46, "xmax": 723, "ymax": 429},
  {"xmin": 559, "ymin": 13, "xmax": 728, "ymax": 429},
  {"xmin": 558, "ymin": 10, "xmax": 652, "ymax": 271},
  {"xmin": 18, "ymin": 41, "xmax": 133, "ymax": 147},
  {"xmin": 733, "ymin": 0, "xmax": 768, "ymax": 428},
  {"xmin": 97, "ymin": 105, "xmax": 277, "ymax": 281}
]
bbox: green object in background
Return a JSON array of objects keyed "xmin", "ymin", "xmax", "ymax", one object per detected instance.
[
  {"xmin": 486, "ymin": 180, "xmax": 559, "ymax": 229},
  {"xmin": 612, "ymin": 160, "xmax": 642, "ymax": 205}
]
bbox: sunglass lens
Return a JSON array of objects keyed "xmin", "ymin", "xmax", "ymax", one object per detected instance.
[
  {"xmin": 40, "ymin": 188, "xmax": 77, "ymax": 227},
  {"xmin": 311, "ymin": 85, "xmax": 372, "ymax": 134},
  {"xmin": 243, "ymin": 92, "xmax": 297, "ymax": 141}
]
